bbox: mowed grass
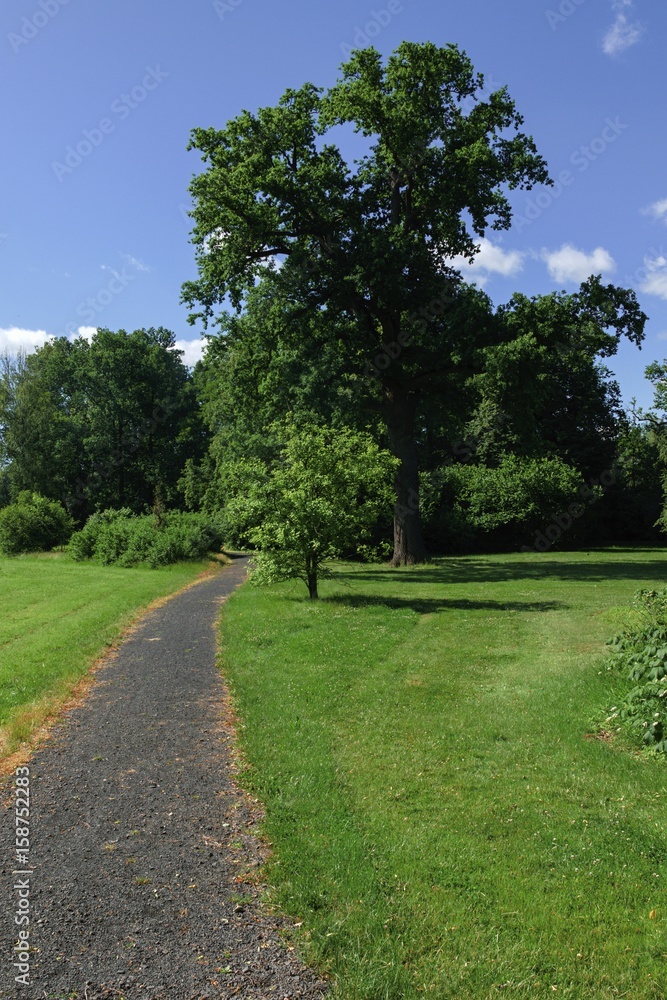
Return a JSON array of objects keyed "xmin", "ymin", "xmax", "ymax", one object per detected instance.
[
  {"xmin": 219, "ymin": 549, "xmax": 667, "ymax": 999},
  {"xmin": 0, "ymin": 553, "xmax": 211, "ymax": 754}
]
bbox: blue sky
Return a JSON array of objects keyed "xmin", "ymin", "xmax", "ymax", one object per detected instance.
[{"xmin": 1, "ymin": 0, "xmax": 665, "ymax": 409}]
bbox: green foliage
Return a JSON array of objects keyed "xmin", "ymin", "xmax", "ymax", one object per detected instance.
[
  {"xmin": 186, "ymin": 278, "xmax": 382, "ymax": 504},
  {"xmin": 451, "ymin": 280, "xmax": 646, "ymax": 486},
  {"xmin": 68, "ymin": 509, "xmax": 223, "ymax": 568},
  {"xmin": 207, "ymin": 457, "xmax": 270, "ymax": 545},
  {"xmin": 184, "ymin": 42, "xmax": 550, "ymax": 320},
  {"xmin": 644, "ymin": 363, "xmax": 667, "ymax": 536},
  {"xmin": 604, "ymin": 589, "xmax": 667, "ymax": 751},
  {"xmin": 600, "ymin": 406, "xmax": 663, "ymax": 542},
  {"xmin": 223, "ymin": 424, "xmax": 398, "ymax": 598},
  {"xmin": 0, "ymin": 467, "xmax": 12, "ymax": 509},
  {"xmin": 0, "ymin": 491, "xmax": 74, "ymax": 554},
  {"xmin": 0, "ymin": 328, "xmax": 204, "ymax": 522},
  {"xmin": 421, "ymin": 454, "xmax": 591, "ymax": 551},
  {"xmin": 183, "ymin": 41, "xmax": 552, "ymax": 563}
]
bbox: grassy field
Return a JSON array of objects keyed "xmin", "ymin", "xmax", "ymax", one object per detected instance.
[
  {"xmin": 0, "ymin": 552, "xmax": 212, "ymax": 756},
  {"xmin": 219, "ymin": 549, "xmax": 667, "ymax": 999}
]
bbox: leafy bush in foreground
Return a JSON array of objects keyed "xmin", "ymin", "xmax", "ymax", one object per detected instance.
[
  {"xmin": 604, "ymin": 589, "xmax": 667, "ymax": 752},
  {"xmin": 0, "ymin": 491, "xmax": 74, "ymax": 554},
  {"xmin": 68, "ymin": 509, "xmax": 223, "ymax": 567}
]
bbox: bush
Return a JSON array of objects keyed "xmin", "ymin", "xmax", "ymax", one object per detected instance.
[
  {"xmin": 0, "ymin": 492, "xmax": 74, "ymax": 555},
  {"xmin": 68, "ymin": 509, "xmax": 224, "ymax": 567},
  {"xmin": 603, "ymin": 589, "xmax": 667, "ymax": 753},
  {"xmin": 421, "ymin": 455, "xmax": 594, "ymax": 552}
]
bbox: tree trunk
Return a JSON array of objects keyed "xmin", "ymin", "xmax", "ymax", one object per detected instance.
[
  {"xmin": 306, "ymin": 552, "xmax": 319, "ymax": 599},
  {"xmin": 385, "ymin": 385, "xmax": 427, "ymax": 566},
  {"xmin": 117, "ymin": 420, "xmax": 126, "ymax": 507}
]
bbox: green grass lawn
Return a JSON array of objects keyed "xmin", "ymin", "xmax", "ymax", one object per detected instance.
[
  {"xmin": 219, "ymin": 549, "xmax": 667, "ymax": 999},
  {"xmin": 0, "ymin": 553, "xmax": 211, "ymax": 753}
]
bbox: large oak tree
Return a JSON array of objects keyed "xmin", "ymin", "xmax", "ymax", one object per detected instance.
[{"xmin": 182, "ymin": 41, "xmax": 551, "ymax": 564}]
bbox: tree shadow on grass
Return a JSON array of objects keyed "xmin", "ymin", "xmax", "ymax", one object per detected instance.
[
  {"xmin": 335, "ymin": 554, "xmax": 667, "ymax": 588},
  {"xmin": 322, "ymin": 593, "xmax": 568, "ymax": 615}
]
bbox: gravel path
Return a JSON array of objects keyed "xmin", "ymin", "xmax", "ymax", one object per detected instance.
[{"xmin": 0, "ymin": 558, "xmax": 329, "ymax": 999}]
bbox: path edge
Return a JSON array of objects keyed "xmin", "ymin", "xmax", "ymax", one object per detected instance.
[{"xmin": 0, "ymin": 557, "xmax": 245, "ymax": 787}]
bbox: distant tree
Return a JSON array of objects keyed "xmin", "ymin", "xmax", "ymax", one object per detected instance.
[
  {"xmin": 457, "ymin": 279, "xmax": 646, "ymax": 477},
  {"xmin": 644, "ymin": 362, "xmax": 667, "ymax": 535},
  {"xmin": 605, "ymin": 404, "xmax": 663, "ymax": 541},
  {"xmin": 0, "ymin": 350, "xmax": 27, "ymax": 506},
  {"xmin": 223, "ymin": 424, "xmax": 398, "ymax": 599},
  {"xmin": 0, "ymin": 343, "xmax": 80, "ymax": 505},
  {"xmin": 421, "ymin": 454, "xmax": 593, "ymax": 552},
  {"xmin": 182, "ymin": 41, "xmax": 551, "ymax": 565},
  {"xmin": 0, "ymin": 328, "xmax": 204, "ymax": 521},
  {"xmin": 73, "ymin": 327, "xmax": 203, "ymax": 514}
]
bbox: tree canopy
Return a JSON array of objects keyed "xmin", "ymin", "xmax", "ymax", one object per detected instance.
[
  {"xmin": 182, "ymin": 41, "xmax": 552, "ymax": 564},
  {"xmin": 223, "ymin": 422, "xmax": 398, "ymax": 598},
  {"xmin": 0, "ymin": 328, "xmax": 203, "ymax": 521},
  {"xmin": 0, "ymin": 41, "xmax": 658, "ymax": 574}
]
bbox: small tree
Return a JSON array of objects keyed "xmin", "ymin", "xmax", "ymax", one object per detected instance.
[{"xmin": 225, "ymin": 424, "xmax": 398, "ymax": 598}]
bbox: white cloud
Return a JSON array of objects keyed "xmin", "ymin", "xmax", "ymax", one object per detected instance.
[
  {"xmin": 642, "ymin": 197, "xmax": 667, "ymax": 222},
  {"xmin": 0, "ymin": 326, "xmax": 52, "ymax": 354},
  {"xmin": 0, "ymin": 328, "xmax": 206, "ymax": 364},
  {"xmin": 602, "ymin": 2, "xmax": 644, "ymax": 56},
  {"xmin": 639, "ymin": 255, "xmax": 667, "ymax": 299},
  {"xmin": 450, "ymin": 238, "xmax": 524, "ymax": 286},
  {"xmin": 203, "ymin": 228, "xmax": 228, "ymax": 255},
  {"xmin": 172, "ymin": 338, "xmax": 206, "ymax": 367},
  {"xmin": 542, "ymin": 244, "xmax": 616, "ymax": 284},
  {"xmin": 75, "ymin": 326, "xmax": 98, "ymax": 342},
  {"xmin": 120, "ymin": 253, "xmax": 152, "ymax": 273},
  {"xmin": 0, "ymin": 325, "xmax": 102, "ymax": 355}
]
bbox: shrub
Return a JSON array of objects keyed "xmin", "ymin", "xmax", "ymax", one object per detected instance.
[
  {"xmin": 0, "ymin": 492, "xmax": 74, "ymax": 555},
  {"xmin": 421, "ymin": 455, "xmax": 593, "ymax": 552},
  {"xmin": 603, "ymin": 589, "xmax": 667, "ymax": 753},
  {"xmin": 68, "ymin": 509, "xmax": 224, "ymax": 567}
]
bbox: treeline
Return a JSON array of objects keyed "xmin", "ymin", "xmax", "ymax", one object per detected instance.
[
  {"xmin": 0, "ymin": 327, "xmax": 204, "ymax": 521},
  {"xmin": 182, "ymin": 274, "xmax": 667, "ymax": 555},
  {"xmin": 4, "ymin": 41, "xmax": 667, "ymax": 563},
  {"xmin": 1, "ymin": 280, "xmax": 666, "ymax": 558}
]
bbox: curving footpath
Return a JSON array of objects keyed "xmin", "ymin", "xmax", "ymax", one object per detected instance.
[{"xmin": 0, "ymin": 557, "xmax": 328, "ymax": 1000}]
